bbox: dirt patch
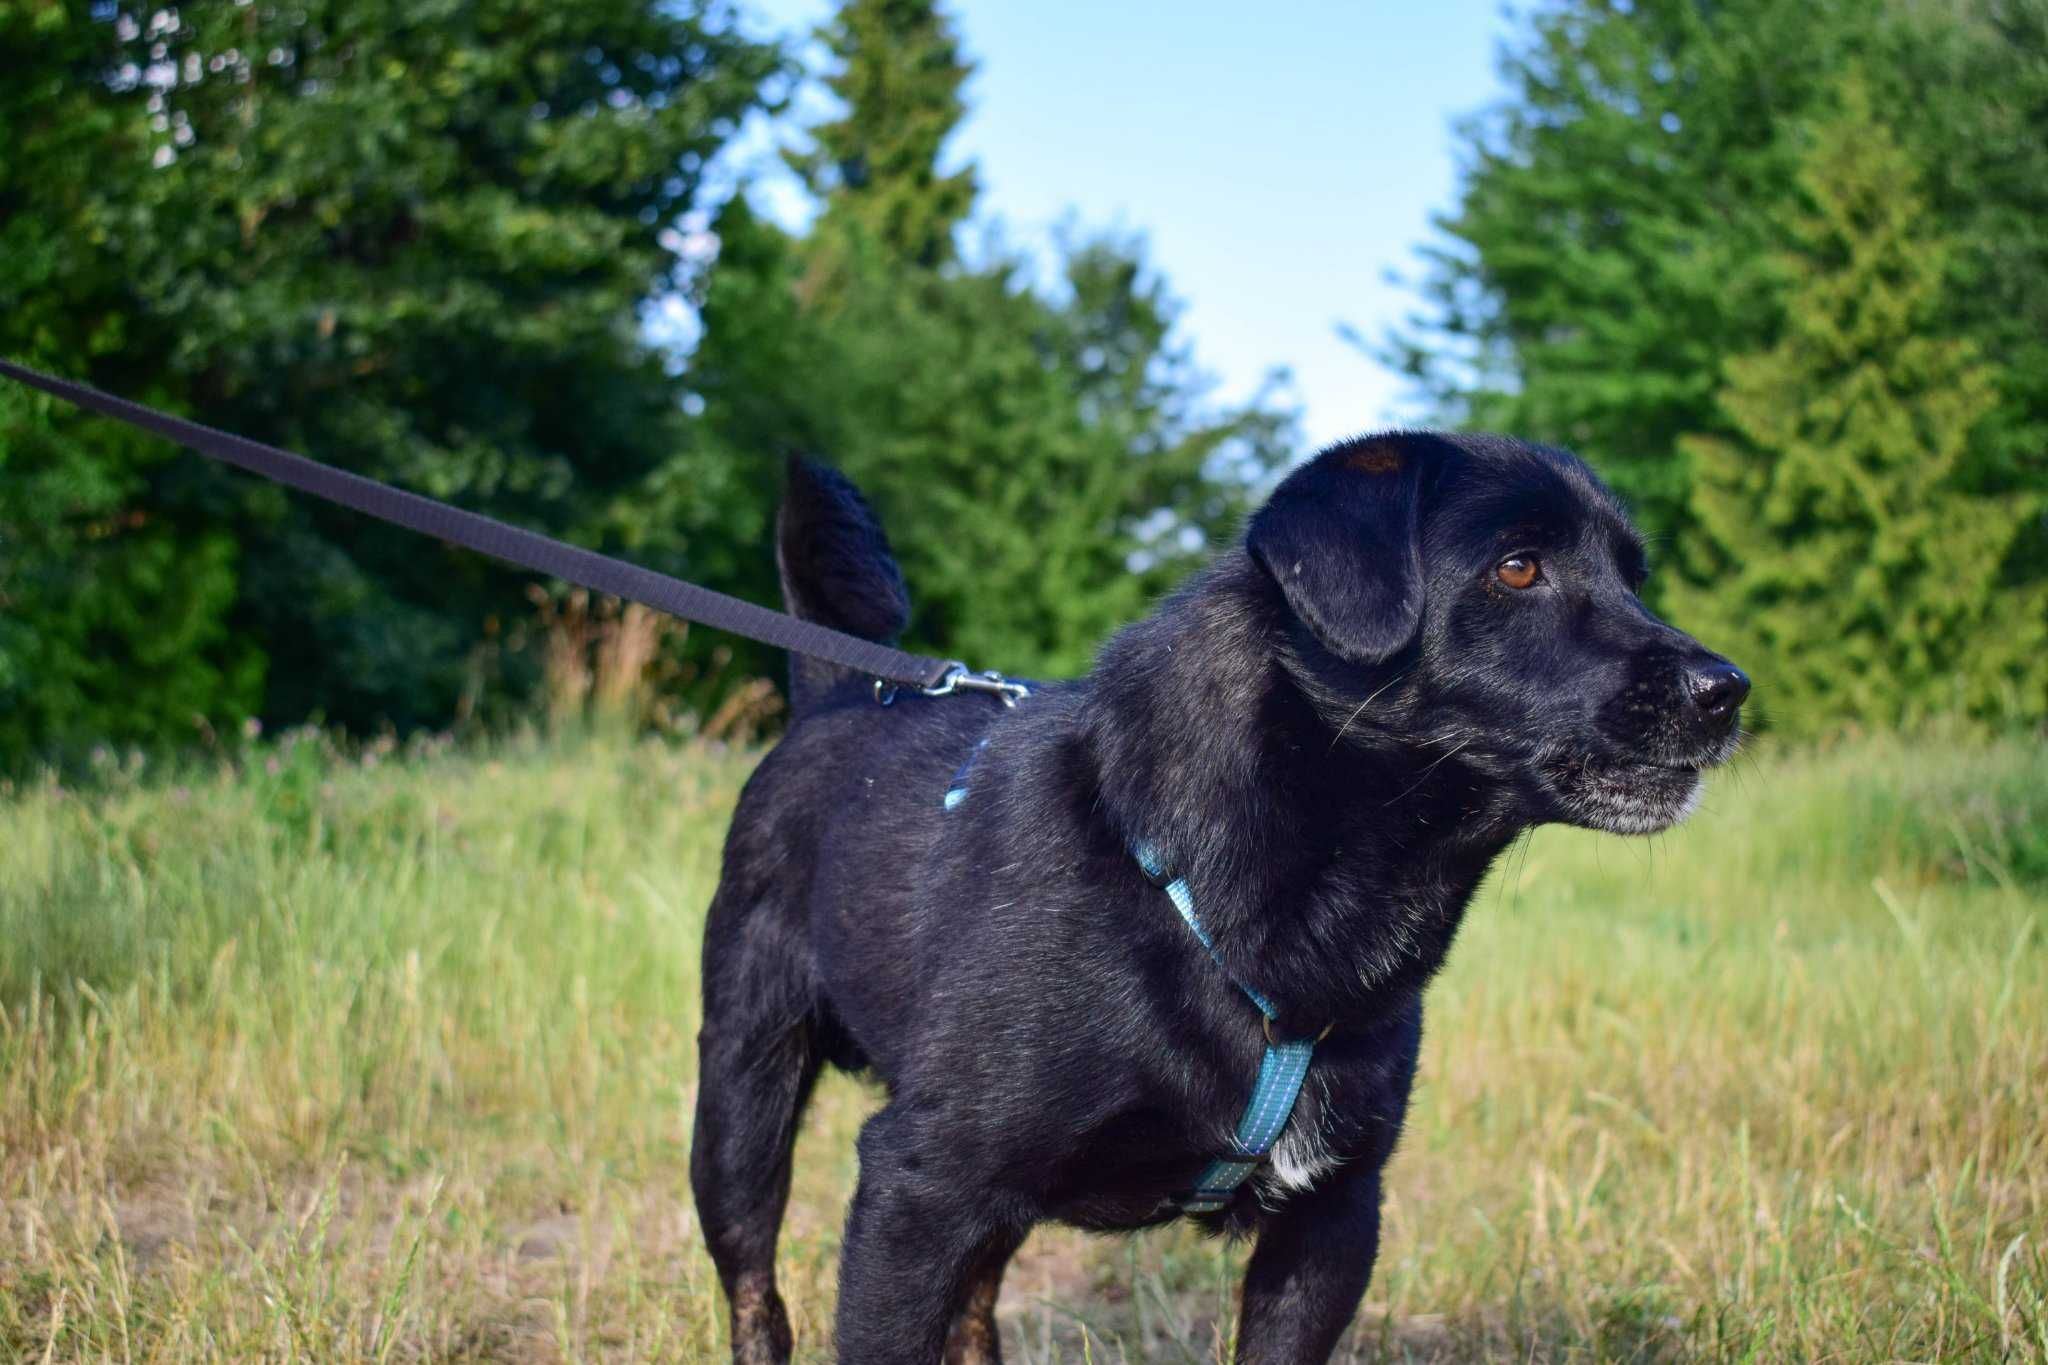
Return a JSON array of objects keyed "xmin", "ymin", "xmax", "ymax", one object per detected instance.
[
  {"xmin": 514, "ymin": 1212, "xmax": 584, "ymax": 1262},
  {"xmin": 114, "ymin": 1181, "xmax": 200, "ymax": 1271}
]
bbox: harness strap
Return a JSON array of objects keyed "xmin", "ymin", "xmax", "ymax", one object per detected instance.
[
  {"xmin": 1133, "ymin": 842, "xmax": 1321, "ymax": 1213},
  {"xmin": 942, "ymin": 737, "xmax": 990, "ymax": 811}
]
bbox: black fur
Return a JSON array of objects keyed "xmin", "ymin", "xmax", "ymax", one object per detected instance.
[
  {"xmin": 691, "ymin": 434, "xmax": 1747, "ymax": 1364},
  {"xmin": 775, "ymin": 456, "xmax": 913, "ymax": 713}
]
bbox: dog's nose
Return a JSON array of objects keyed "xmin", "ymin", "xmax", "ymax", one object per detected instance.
[{"xmin": 1687, "ymin": 661, "xmax": 1750, "ymax": 720}]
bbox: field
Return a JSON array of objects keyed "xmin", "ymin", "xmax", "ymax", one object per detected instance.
[{"xmin": 2, "ymin": 728, "xmax": 2044, "ymax": 1362}]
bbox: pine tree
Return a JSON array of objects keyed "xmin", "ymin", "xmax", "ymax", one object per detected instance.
[
  {"xmin": 1383, "ymin": 0, "xmax": 1882, "ymax": 553},
  {"xmin": 1667, "ymin": 75, "xmax": 2046, "ymax": 733},
  {"xmin": 792, "ymin": 0, "xmax": 978, "ymax": 270},
  {"xmin": 1903, "ymin": 0, "xmax": 2048, "ymax": 500}
]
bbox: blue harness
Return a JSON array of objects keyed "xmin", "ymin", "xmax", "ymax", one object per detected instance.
[{"xmin": 943, "ymin": 734, "xmax": 1323, "ymax": 1214}]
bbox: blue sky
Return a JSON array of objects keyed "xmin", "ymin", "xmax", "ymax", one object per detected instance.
[{"xmin": 708, "ymin": 1, "xmax": 1517, "ymax": 452}]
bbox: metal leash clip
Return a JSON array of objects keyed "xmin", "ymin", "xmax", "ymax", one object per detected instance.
[{"xmin": 875, "ymin": 662, "xmax": 1031, "ymax": 709}]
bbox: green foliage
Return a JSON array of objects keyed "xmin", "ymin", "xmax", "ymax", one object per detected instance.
[
  {"xmin": 12, "ymin": 0, "xmax": 2039, "ymax": 757},
  {"xmin": 699, "ymin": 218, "xmax": 1292, "ymax": 676},
  {"xmin": 1668, "ymin": 76, "xmax": 2044, "ymax": 734},
  {"xmin": 793, "ymin": 0, "xmax": 978, "ymax": 270},
  {"xmin": 0, "ymin": 0, "xmax": 781, "ymax": 764},
  {"xmin": 0, "ymin": 3, "xmax": 259, "ymax": 755},
  {"xmin": 132, "ymin": 0, "xmax": 781, "ymax": 736},
  {"xmin": 2, "ymin": 0, "xmax": 1289, "ymax": 759},
  {"xmin": 691, "ymin": 0, "xmax": 1295, "ymax": 678},
  {"xmin": 1384, "ymin": 0, "xmax": 1879, "ymax": 547},
  {"xmin": 1899, "ymin": 0, "xmax": 2048, "ymax": 497}
]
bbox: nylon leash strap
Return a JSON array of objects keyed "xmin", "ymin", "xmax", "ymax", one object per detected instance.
[{"xmin": 0, "ymin": 357, "xmax": 957, "ymax": 692}]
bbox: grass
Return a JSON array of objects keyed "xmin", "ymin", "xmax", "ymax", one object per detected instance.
[{"xmin": 1, "ymin": 726, "xmax": 2044, "ymax": 1362}]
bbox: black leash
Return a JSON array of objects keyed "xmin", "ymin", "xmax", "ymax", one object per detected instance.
[{"xmin": 0, "ymin": 357, "xmax": 991, "ymax": 696}]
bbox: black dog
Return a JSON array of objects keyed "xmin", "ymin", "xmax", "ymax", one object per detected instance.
[{"xmin": 690, "ymin": 433, "xmax": 1747, "ymax": 1364}]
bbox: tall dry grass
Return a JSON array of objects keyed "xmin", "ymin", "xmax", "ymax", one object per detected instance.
[{"xmin": 1, "ymin": 729, "xmax": 2042, "ymax": 1361}]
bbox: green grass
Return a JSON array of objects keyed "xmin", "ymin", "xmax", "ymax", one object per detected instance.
[{"xmin": 2, "ymin": 728, "xmax": 2044, "ymax": 1362}]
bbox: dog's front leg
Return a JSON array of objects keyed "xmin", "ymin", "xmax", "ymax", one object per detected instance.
[
  {"xmin": 836, "ymin": 1104, "xmax": 1025, "ymax": 1364},
  {"xmin": 1234, "ymin": 1164, "xmax": 1384, "ymax": 1364}
]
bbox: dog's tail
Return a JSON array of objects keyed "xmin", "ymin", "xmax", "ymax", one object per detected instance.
[{"xmin": 776, "ymin": 455, "xmax": 913, "ymax": 714}]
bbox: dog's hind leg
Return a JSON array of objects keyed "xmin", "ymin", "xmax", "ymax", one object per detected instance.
[{"xmin": 691, "ymin": 885, "xmax": 822, "ymax": 1365}]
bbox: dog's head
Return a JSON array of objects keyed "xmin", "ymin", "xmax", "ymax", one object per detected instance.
[{"xmin": 1248, "ymin": 432, "xmax": 1747, "ymax": 834}]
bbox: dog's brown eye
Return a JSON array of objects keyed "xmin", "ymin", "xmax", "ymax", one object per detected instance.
[{"xmin": 1496, "ymin": 555, "xmax": 1540, "ymax": 590}]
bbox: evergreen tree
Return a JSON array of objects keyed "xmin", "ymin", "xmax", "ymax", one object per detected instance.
[
  {"xmin": 1902, "ymin": 0, "xmax": 2048, "ymax": 499},
  {"xmin": 1666, "ymin": 75, "xmax": 2046, "ymax": 733},
  {"xmin": 1895, "ymin": 0, "xmax": 2048, "ymax": 652},
  {"xmin": 791, "ymin": 0, "xmax": 978, "ymax": 269},
  {"xmin": 1382, "ymin": 0, "xmax": 1880, "ymax": 552}
]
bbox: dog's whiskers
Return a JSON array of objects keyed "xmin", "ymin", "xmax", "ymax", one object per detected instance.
[
  {"xmin": 1380, "ymin": 739, "xmax": 1471, "ymax": 807},
  {"xmin": 1327, "ymin": 667, "xmax": 1414, "ymax": 753}
]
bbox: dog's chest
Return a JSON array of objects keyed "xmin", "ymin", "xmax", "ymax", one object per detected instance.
[
  {"xmin": 1259, "ymin": 1109, "xmax": 1344, "ymax": 1197},
  {"xmin": 1238, "ymin": 1068, "xmax": 1347, "ymax": 1204}
]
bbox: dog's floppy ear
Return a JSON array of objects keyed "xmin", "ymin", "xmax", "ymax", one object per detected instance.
[{"xmin": 1247, "ymin": 435, "xmax": 1430, "ymax": 665}]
